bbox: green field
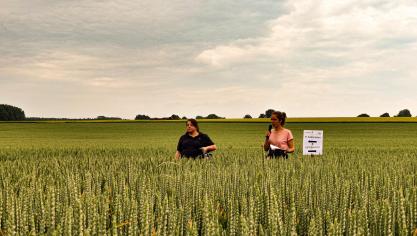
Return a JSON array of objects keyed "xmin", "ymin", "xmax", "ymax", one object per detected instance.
[{"xmin": 1, "ymin": 122, "xmax": 417, "ymax": 235}]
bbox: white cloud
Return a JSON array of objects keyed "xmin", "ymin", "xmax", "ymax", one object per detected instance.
[
  {"xmin": 196, "ymin": 0, "xmax": 417, "ymax": 70},
  {"xmin": 2, "ymin": 0, "xmax": 417, "ymax": 118},
  {"xmin": 191, "ymin": 0, "xmax": 417, "ymax": 117}
]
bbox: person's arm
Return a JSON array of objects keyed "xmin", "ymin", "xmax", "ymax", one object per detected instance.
[
  {"xmin": 200, "ymin": 134, "xmax": 217, "ymax": 154},
  {"xmin": 201, "ymin": 144, "xmax": 217, "ymax": 154},
  {"xmin": 286, "ymin": 139, "xmax": 295, "ymax": 153},
  {"xmin": 263, "ymin": 131, "xmax": 271, "ymax": 151},
  {"xmin": 175, "ymin": 136, "xmax": 183, "ymax": 160},
  {"xmin": 285, "ymin": 130, "xmax": 295, "ymax": 153},
  {"xmin": 175, "ymin": 151, "xmax": 181, "ymax": 160}
]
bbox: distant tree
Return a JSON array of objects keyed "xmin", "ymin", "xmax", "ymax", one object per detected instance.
[
  {"xmin": 396, "ymin": 109, "xmax": 412, "ymax": 117},
  {"xmin": 0, "ymin": 104, "xmax": 26, "ymax": 121},
  {"xmin": 195, "ymin": 114, "xmax": 224, "ymax": 119},
  {"xmin": 357, "ymin": 113, "xmax": 370, "ymax": 117},
  {"xmin": 206, "ymin": 114, "xmax": 224, "ymax": 119},
  {"xmin": 380, "ymin": 112, "xmax": 390, "ymax": 117},
  {"xmin": 135, "ymin": 114, "xmax": 151, "ymax": 120},
  {"xmin": 258, "ymin": 114, "xmax": 266, "ymax": 118},
  {"xmin": 169, "ymin": 114, "xmax": 181, "ymax": 120},
  {"xmin": 181, "ymin": 116, "xmax": 187, "ymax": 120},
  {"xmin": 243, "ymin": 114, "xmax": 252, "ymax": 119},
  {"xmin": 96, "ymin": 116, "xmax": 121, "ymax": 120},
  {"xmin": 265, "ymin": 109, "xmax": 275, "ymax": 118}
]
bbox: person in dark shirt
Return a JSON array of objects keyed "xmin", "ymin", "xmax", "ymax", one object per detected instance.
[{"xmin": 175, "ymin": 119, "xmax": 217, "ymax": 159}]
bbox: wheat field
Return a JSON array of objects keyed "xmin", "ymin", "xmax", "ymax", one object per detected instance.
[{"xmin": 1, "ymin": 122, "xmax": 417, "ymax": 235}]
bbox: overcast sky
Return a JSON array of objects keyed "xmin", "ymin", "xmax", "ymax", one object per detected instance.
[{"xmin": 1, "ymin": 0, "xmax": 417, "ymax": 119}]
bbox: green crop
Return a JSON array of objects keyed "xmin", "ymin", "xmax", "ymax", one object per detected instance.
[{"xmin": 0, "ymin": 122, "xmax": 416, "ymax": 235}]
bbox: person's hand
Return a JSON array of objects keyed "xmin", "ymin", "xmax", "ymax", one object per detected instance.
[
  {"xmin": 175, "ymin": 151, "xmax": 181, "ymax": 160},
  {"xmin": 201, "ymin": 147, "xmax": 208, "ymax": 154}
]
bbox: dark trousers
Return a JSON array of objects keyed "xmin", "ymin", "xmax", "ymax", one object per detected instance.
[{"xmin": 267, "ymin": 149, "xmax": 288, "ymax": 159}]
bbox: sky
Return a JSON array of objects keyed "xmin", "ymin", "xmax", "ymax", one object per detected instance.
[{"xmin": 1, "ymin": 0, "xmax": 417, "ymax": 119}]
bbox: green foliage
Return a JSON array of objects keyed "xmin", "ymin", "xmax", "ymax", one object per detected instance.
[
  {"xmin": 135, "ymin": 114, "xmax": 151, "ymax": 120},
  {"xmin": 1, "ymin": 122, "xmax": 417, "ymax": 234},
  {"xmin": 380, "ymin": 112, "xmax": 390, "ymax": 117},
  {"xmin": 265, "ymin": 109, "xmax": 275, "ymax": 118},
  {"xmin": 258, "ymin": 109, "xmax": 275, "ymax": 118},
  {"xmin": 396, "ymin": 109, "xmax": 412, "ymax": 117},
  {"xmin": 196, "ymin": 114, "xmax": 225, "ymax": 119},
  {"xmin": 0, "ymin": 104, "xmax": 25, "ymax": 121},
  {"xmin": 96, "ymin": 116, "xmax": 122, "ymax": 120},
  {"xmin": 170, "ymin": 114, "xmax": 181, "ymax": 120},
  {"xmin": 206, "ymin": 114, "xmax": 224, "ymax": 119},
  {"xmin": 357, "ymin": 113, "xmax": 370, "ymax": 117}
]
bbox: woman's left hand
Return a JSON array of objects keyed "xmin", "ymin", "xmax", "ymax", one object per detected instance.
[{"xmin": 265, "ymin": 131, "xmax": 271, "ymax": 138}]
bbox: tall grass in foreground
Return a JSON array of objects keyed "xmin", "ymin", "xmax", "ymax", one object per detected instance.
[{"xmin": 1, "ymin": 147, "xmax": 417, "ymax": 235}]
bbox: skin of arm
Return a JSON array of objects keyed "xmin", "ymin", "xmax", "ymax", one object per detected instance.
[
  {"xmin": 201, "ymin": 144, "xmax": 217, "ymax": 154},
  {"xmin": 175, "ymin": 151, "xmax": 181, "ymax": 160},
  {"xmin": 286, "ymin": 139, "xmax": 295, "ymax": 153}
]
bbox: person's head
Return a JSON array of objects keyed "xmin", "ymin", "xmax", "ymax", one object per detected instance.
[
  {"xmin": 271, "ymin": 111, "xmax": 287, "ymax": 127},
  {"xmin": 186, "ymin": 119, "xmax": 199, "ymax": 134}
]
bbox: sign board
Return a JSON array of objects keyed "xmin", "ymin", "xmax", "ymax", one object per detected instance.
[{"xmin": 303, "ymin": 130, "xmax": 323, "ymax": 155}]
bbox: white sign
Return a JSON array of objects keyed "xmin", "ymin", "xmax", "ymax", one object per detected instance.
[{"xmin": 303, "ymin": 130, "xmax": 323, "ymax": 155}]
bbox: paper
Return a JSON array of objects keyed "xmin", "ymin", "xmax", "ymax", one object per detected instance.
[
  {"xmin": 303, "ymin": 130, "xmax": 323, "ymax": 155},
  {"xmin": 270, "ymin": 144, "xmax": 281, "ymax": 150}
]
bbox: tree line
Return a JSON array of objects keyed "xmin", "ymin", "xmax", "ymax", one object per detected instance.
[
  {"xmin": 134, "ymin": 114, "xmax": 225, "ymax": 120},
  {"xmin": 25, "ymin": 116, "xmax": 123, "ymax": 121},
  {"xmin": 1, "ymin": 104, "xmax": 415, "ymax": 121},
  {"xmin": 357, "ymin": 109, "xmax": 413, "ymax": 117}
]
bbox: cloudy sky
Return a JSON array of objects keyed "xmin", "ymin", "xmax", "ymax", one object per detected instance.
[{"xmin": 1, "ymin": 0, "xmax": 417, "ymax": 119}]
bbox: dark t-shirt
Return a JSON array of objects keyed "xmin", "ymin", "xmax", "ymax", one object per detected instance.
[{"xmin": 177, "ymin": 133, "xmax": 214, "ymax": 158}]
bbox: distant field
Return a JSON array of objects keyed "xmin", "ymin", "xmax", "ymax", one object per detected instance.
[
  {"xmin": 2, "ymin": 122, "xmax": 417, "ymax": 149},
  {"xmin": 1, "ymin": 122, "xmax": 417, "ymax": 234}
]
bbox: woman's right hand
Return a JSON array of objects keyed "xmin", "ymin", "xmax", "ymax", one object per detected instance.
[{"xmin": 263, "ymin": 132, "xmax": 271, "ymax": 151}]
